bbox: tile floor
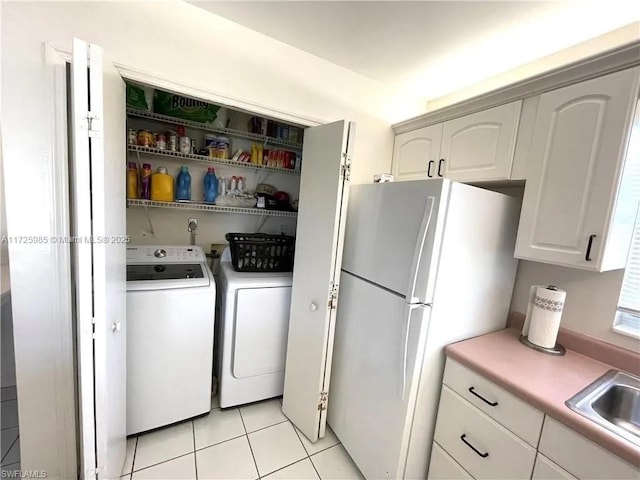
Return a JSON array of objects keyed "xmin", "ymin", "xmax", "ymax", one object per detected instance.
[
  {"xmin": 122, "ymin": 396, "xmax": 364, "ymax": 480},
  {"xmin": 1, "ymin": 386, "xmax": 20, "ymax": 474}
]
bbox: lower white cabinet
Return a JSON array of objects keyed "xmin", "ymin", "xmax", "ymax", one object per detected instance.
[
  {"xmin": 538, "ymin": 416, "xmax": 637, "ymax": 480},
  {"xmin": 443, "ymin": 358, "xmax": 543, "ymax": 447},
  {"xmin": 430, "ymin": 358, "xmax": 639, "ymax": 480},
  {"xmin": 434, "ymin": 386, "xmax": 536, "ymax": 479},
  {"xmin": 532, "ymin": 453, "xmax": 577, "ymax": 480},
  {"xmin": 429, "ymin": 442, "xmax": 474, "ymax": 480}
]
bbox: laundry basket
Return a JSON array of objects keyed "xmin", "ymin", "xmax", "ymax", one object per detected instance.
[{"xmin": 225, "ymin": 233, "xmax": 295, "ymax": 272}]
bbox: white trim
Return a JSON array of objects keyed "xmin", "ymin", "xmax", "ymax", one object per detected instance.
[
  {"xmin": 44, "ymin": 42, "xmax": 78, "ymax": 479},
  {"xmin": 47, "ymin": 43, "xmax": 325, "ymax": 129},
  {"xmin": 393, "ymin": 41, "xmax": 640, "ymax": 134},
  {"xmin": 612, "ymin": 323, "xmax": 640, "ymax": 340}
]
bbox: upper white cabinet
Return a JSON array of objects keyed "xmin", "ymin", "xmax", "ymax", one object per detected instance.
[
  {"xmin": 515, "ymin": 67, "xmax": 640, "ymax": 271},
  {"xmin": 392, "ymin": 101, "xmax": 522, "ymax": 183},
  {"xmin": 440, "ymin": 101, "xmax": 522, "ymax": 182},
  {"xmin": 392, "ymin": 123, "xmax": 443, "ymax": 181}
]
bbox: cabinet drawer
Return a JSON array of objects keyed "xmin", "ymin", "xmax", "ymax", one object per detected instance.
[
  {"xmin": 428, "ymin": 442, "xmax": 474, "ymax": 480},
  {"xmin": 539, "ymin": 416, "xmax": 637, "ymax": 479},
  {"xmin": 443, "ymin": 358, "xmax": 544, "ymax": 446},
  {"xmin": 532, "ymin": 453, "xmax": 577, "ymax": 480},
  {"xmin": 434, "ymin": 386, "xmax": 536, "ymax": 479}
]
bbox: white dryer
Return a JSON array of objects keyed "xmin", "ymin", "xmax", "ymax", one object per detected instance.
[
  {"xmin": 126, "ymin": 245, "xmax": 216, "ymax": 435},
  {"xmin": 217, "ymin": 250, "xmax": 293, "ymax": 408}
]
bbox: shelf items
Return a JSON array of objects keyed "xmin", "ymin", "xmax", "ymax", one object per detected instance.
[
  {"xmin": 128, "ymin": 145, "xmax": 301, "ymax": 176},
  {"xmin": 127, "ymin": 108, "xmax": 304, "ymax": 150},
  {"xmin": 127, "ymin": 198, "xmax": 298, "ymax": 218}
]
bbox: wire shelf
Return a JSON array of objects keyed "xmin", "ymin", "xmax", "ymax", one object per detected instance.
[
  {"xmin": 127, "ymin": 199, "xmax": 298, "ymax": 218},
  {"xmin": 128, "ymin": 146, "xmax": 301, "ymax": 176},
  {"xmin": 127, "ymin": 108, "xmax": 304, "ymax": 150}
]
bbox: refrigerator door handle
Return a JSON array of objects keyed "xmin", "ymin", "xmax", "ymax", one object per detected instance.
[
  {"xmin": 399, "ymin": 304, "xmax": 422, "ymax": 400},
  {"xmin": 405, "ymin": 197, "xmax": 435, "ymax": 303}
]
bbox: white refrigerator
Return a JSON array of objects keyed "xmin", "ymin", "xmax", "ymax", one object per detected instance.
[{"xmin": 327, "ymin": 179, "xmax": 520, "ymax": 480}]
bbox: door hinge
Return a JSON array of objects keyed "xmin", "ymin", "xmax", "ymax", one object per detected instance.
[
  {"xmin": 86, "ymin": 112, "xmax": 101, "ymax": 138},
  {"xmin": 86, "ymin": 465, "xmax": 105, "ymax": 479},
  {"xmin": 341, "ymin": 152, "xmax": 351, "ymax": 181},
  {"xmin": 341, "ymin": 163, "xmax": 351, "ymax": 181},
  {"xmin": 318, "ymin": 391, "xmax": 328, "ymax": 411},
  {"xmin": 327, "ymin": 283, "xmax": 339, "ymax": 310}
]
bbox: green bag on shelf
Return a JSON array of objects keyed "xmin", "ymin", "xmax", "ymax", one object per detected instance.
[
  {"xmin": 153, "ymin": 90, "xmax": 219, "ymax": 124},
  {"xmin": 126, "ymin": 83, "xmax": 150, "ymax": 110}
]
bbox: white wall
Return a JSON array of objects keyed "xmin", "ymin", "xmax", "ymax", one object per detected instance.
[
  {"xmin": 426, "ymin": 22, "xmax": 640, "ymax": 112},
  {"xmin": 510, "ymin": 261, "xmax": 638, "ymax": 351},
  {"xmin": 1, "ymin": 1, "xmax": 425, "ymax": 476}
]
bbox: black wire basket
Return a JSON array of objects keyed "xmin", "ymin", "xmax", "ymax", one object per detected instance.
[{"xmin": 225, "ymin": 233, "xmax": 295, "ymax": 272}]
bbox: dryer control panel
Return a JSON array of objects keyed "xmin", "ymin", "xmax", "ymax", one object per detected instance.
[{"xmin": 127, "ymin": 245, "xmax": 206, "ymax": 264}]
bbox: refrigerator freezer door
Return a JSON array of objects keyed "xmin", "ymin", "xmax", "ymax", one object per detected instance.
[
  {"xmin": 328, "ymin": 271, "xmax": 431, "ymax": 480},
  {"xmin": 341, "ymin": 180, "xmax": 447, "ymax": 304}
]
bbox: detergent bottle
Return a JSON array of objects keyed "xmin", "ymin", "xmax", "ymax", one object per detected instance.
[
  {"xmin": 150, "ymin": 166, "xmax": 174, "ymax": 202},
  {"xmin": 203, "ymin": 168, "xmax": 219, "ymax": 203},
  {"xmin": 175, "ymin": 166, "xmax": 191, "ymax": 201},
  {"xmin": 127, "ymin": 162, "xmax": 138, "ymax": 199},
  {"xmin": 140, "ymin": 163, "xmax": 152, "ymax": 200}
]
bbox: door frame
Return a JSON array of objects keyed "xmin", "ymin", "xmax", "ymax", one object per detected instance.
[{"xmin": 28, "ymin": 41, "xmax": 327, "ymax": 477}]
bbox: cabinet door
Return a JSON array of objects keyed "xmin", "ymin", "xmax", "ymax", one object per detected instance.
[
  {"xmin": 515, "ymin": 68, "xmax": 640, "ymax": 270},
  {"xmin": 538, "ymin": 416, "xmax": 637, "ymax": 479},
  {"xmin": 428, "ymin": 442, "xmax": 473, "ymax": 480},
  {"xmin": 532, "ymin": 453, "xmax": 577, "ymax": 480},
  {"xmin": 392, "ymin": 123, "xmax": 443, "ymax": 181},
  {"xmin": 440, "ymin": 101, "xmax": 522, "ymax": 182}
]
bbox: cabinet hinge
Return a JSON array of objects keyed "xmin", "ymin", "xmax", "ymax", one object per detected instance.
[
  {"xmin": 86, "ymin": 111, "xmax": 101, "ymax": 138},
  {"xmin": 318, "ymin": 391, "xmax": 328, "ymax": 411},
  {"xmin": 327, "ymin": 283, "xmax": 339, "ymax": 310}
]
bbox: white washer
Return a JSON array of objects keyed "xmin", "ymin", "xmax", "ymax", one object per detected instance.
[
  {"xmin": 217, "ymin": 250, "xmax": 293, "ymax": 408},
  {"xmin": 126, "ymin": 245, "xmax": 216, "ymax": 435}
]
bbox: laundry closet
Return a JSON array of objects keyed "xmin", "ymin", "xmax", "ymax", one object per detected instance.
[{"xmin": 66, "ymin": 39, "xmax": 354, "ymax": 480}]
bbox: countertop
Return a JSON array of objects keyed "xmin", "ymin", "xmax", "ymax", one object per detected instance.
[{"xmin": 445, "ymin": 328, "xmax": 640, "ymax": 468}]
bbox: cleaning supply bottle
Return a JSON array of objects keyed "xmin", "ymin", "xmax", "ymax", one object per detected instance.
[
  {"xmin": 140, "ymin": 163, "xmax": 152, "ymax": 200},
  {"xmin": 127, "ymin": 162, "xmax": 138, "ymax": 199},
  {"xmin": 203, "ymin": 168, "xmax": 218, "ymax": 203},
  {"xmin": 150, "ymin": 166, "xmax": 174, "ymax": 202},
  {"xmin": 175, "ymin": 166, "xmax": 191, "ymax": 201}
]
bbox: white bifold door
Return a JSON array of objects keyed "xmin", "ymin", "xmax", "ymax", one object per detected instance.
[
  {"xmin": 70, "ymin": 38, "xmax": 127, "ymax": 479},
  {"xmin": 283, "ymin": 120, "xmax": 355, "ymax": 442}
]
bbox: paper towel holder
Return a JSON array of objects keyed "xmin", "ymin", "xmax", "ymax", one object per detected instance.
[{"xmin": 519, "ymin": 335, "xmax": 566, "ymax": 356}]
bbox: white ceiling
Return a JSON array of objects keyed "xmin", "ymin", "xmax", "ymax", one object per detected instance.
[{"xmin": 191, "ymin": 1, "xmax": 640, "ymax": 100}]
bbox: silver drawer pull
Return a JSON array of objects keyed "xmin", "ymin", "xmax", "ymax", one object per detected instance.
[
  {"xmin": 460, "ymin": 434, "xmax": 489, "ymax": 458},
  {"xmin": 468, "ymin": 386, "xmax": 498, "ymax": 407}
]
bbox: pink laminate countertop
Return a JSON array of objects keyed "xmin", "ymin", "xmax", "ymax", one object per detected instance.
[{"xmin": 445, "ymin": 328, "xmax": 640, "ymax": 468}]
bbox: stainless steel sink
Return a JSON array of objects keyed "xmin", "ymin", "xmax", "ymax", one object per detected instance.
[{"xmin": 566, "ymin": 370, "xmax": 640, "ymax": 447}]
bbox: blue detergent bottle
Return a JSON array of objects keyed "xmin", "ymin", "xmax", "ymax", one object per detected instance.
[
  {"xmin": 176, "ymin": 166, "xmax": 191, "ymax": 201},
  {"xmin": 204, "ymin": 167, "xmax": 219, "ymax": 203}
]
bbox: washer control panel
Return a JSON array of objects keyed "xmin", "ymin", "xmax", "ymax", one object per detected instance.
[{"xmin": 127, "ymin": 245, "xmax": 206, "ymax": 264}]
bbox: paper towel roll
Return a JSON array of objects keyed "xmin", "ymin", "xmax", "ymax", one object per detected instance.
[
  {"xmin": 527, "ymin": 286, "xmax": 566, "ymax": 348},
  {"xmin": 521, "ymin": 285, "xmax": 543, "ymax": 337}
]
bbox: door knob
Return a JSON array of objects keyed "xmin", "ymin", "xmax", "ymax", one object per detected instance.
[
  {"xmin": 111, "ymin": 321, "xmax": 121, "ymax": 333},
  {"xmin": 310, "ymin": 302, "xmax": 318, "ymax": 311}
]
